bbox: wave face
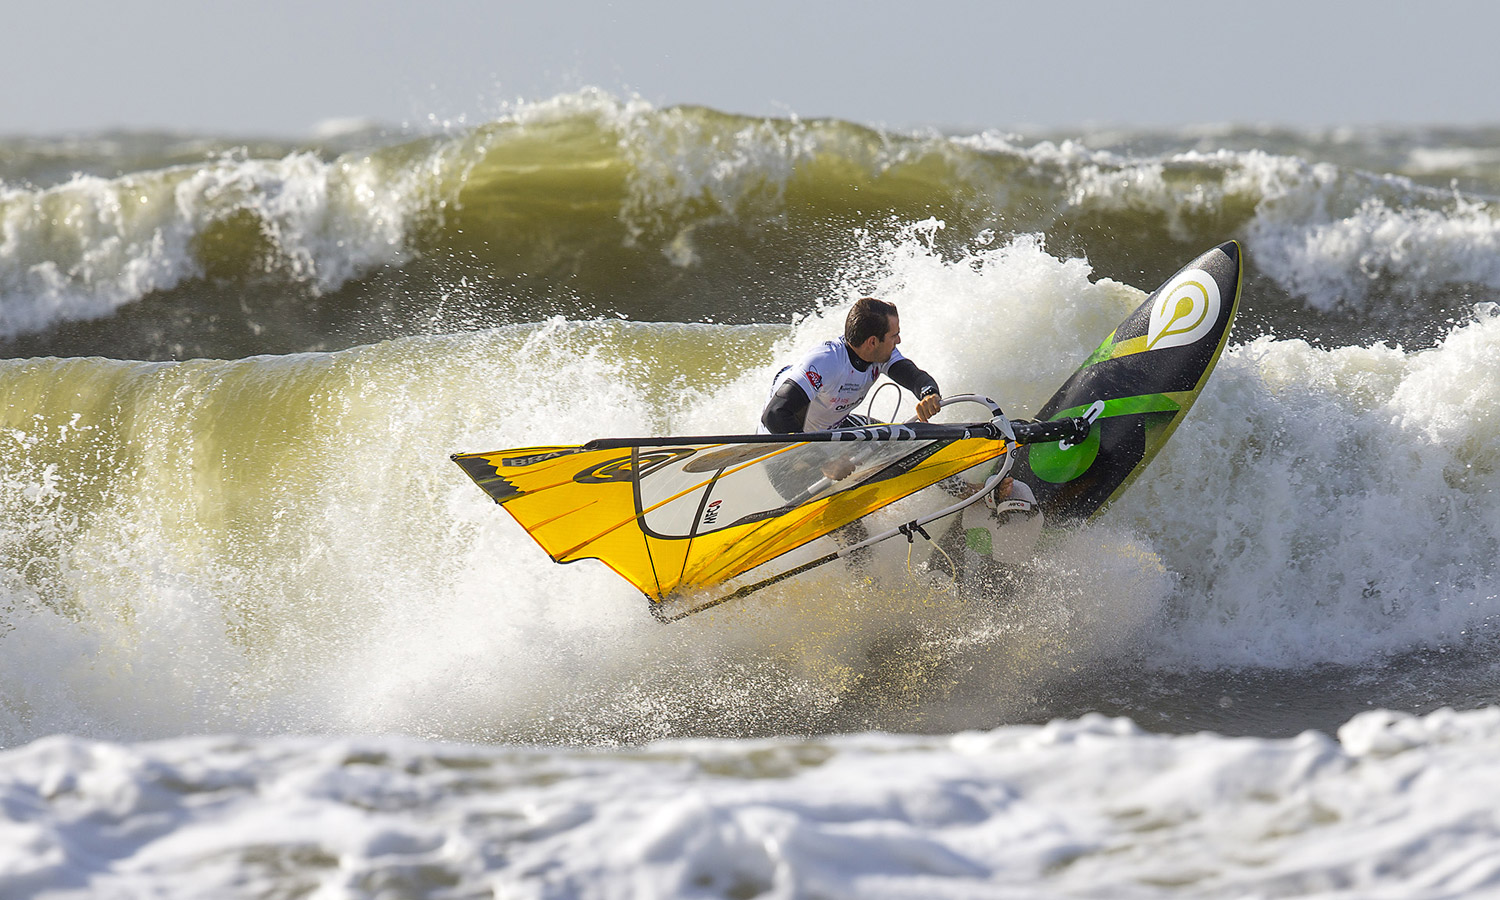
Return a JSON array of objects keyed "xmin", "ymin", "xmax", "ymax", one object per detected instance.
[
  {"xmin": 5, "ymin": 93, "xmax": 1500, "ymax": 360},
  {"xmin": 3, "ymin": 223, "xmax": 1500, "ymax": 749}
]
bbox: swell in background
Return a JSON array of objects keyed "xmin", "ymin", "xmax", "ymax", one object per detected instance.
[{"xmin": 5, "ymin": 91, "xmax": 1500, "ymax": 361}]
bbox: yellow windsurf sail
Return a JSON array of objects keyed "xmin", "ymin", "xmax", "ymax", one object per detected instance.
[{"xmin": 452, "ymin": 429, "xmax": 1012, "ymax": 601}]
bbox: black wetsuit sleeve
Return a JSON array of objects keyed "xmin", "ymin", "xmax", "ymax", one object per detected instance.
[
  {"xmin": 761, "ymin": 379, "xmax": 811, "ymax": 433},
  {"xmin": 887, "ymin": 359, "xmax": 940, "ymax": 399}
]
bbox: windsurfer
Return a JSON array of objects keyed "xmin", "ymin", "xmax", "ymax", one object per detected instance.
[
  {"xmin": 759, "ymin": 296, "xmax": 942, "ymax": 437},
  {"xmin": 756, "ymin": 296, "xmax": 1036, "ymax": 574},
  {"xmin": 759, "ymin": 296, "xmax": 943, "ymax": 485}
]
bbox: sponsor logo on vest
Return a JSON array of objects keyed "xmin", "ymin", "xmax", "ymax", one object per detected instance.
[{"xmin": 805, "ymin": 367, "xmax": 823, "ymax": 390}]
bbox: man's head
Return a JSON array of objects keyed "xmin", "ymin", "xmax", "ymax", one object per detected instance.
[{"xmin": 845, "ymin": 297, "xmax": 901, "ymax": 363}]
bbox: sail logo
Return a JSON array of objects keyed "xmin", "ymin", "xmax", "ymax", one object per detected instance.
[
  {"xmin": 1147, "ymin": 269, "xmax": 1220, "ymax": 351},
  {"xmin": 702, "ymin": 500, "xmax": 722, "ymax": 525},
  {"xmin": 575, "ymin": 448, "xmax": 696, "ymax": 484},
  {"xmin": 501, "ymin": 449, "xmax": 576, "ymax": 468}
]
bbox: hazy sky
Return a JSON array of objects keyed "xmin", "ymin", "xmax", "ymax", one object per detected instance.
[{"xmin": 5, "ymin": 0, "xmax": 1497, "ymax": 136}]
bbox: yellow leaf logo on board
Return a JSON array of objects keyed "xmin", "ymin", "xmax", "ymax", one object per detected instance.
[{"xmin": 1148, "ymin": 269, "xmax": 1220, "ymax": 351}]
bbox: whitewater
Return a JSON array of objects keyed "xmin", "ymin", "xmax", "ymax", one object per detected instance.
[{"xmin": 3, "ymin": 92, "xmax": 1500, "ymax": 897}]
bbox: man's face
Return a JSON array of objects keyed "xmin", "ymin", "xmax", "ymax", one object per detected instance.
[{"xmin": 869, "ymin": 314, "xmax": 901, "ymax": 363}]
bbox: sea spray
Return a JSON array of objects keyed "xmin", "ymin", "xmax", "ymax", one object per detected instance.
[
  {"xmin": 0, "ymin": 235, "xmax": 1172, "ymax": 745},
  {"xmin": 1117, "ymin": 303, "xmax": 1500, "ymax": 667}
]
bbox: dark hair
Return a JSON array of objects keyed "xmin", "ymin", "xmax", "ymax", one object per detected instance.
[{"xmin": 845, "ymin": 297, "xmax": 897, "ymax": 347}]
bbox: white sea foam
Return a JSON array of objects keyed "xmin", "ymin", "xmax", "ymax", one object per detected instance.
[
  {"xmin": 1247, "ymin": 185, "xmax": 1500, "ymax": 313},
  {"xmin": 6, "ymin": 95, "xmax": 1500, "ymax": 344},
  {"xmin": 961, "ymin": 134, "xmax": 1500, "ymax": 315},
  {"xmin": 1114, "ymin": 303, "xmax": 1500, "ymax": 667},
  {"xmin": 4, "ymin": 707, "xmax": 1500, "ymax": 898},
  {"xmin": 0, "ymin": 150, "xmax": 418, "ymax": 339}
]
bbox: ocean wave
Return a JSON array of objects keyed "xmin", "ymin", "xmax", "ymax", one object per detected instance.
[
  {"xmin": 3, "ymin": 238, "xmax": 1499, "ymax": 745},
  {"xmin": 1117, "ymin": 302, "xmax": 1500, "ymax": 668},
  {"xmin": 0, "ymin": 148, "xmax": 425, "ymax": 341},
  {"xmin": 5, "ymin": 92, "xmax": 1500, "ymax": 357}
]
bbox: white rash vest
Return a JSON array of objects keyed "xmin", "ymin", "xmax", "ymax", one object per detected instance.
[{"xmin": 761, "ymin": 339, "xmax": 909, "ymax": 433}]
